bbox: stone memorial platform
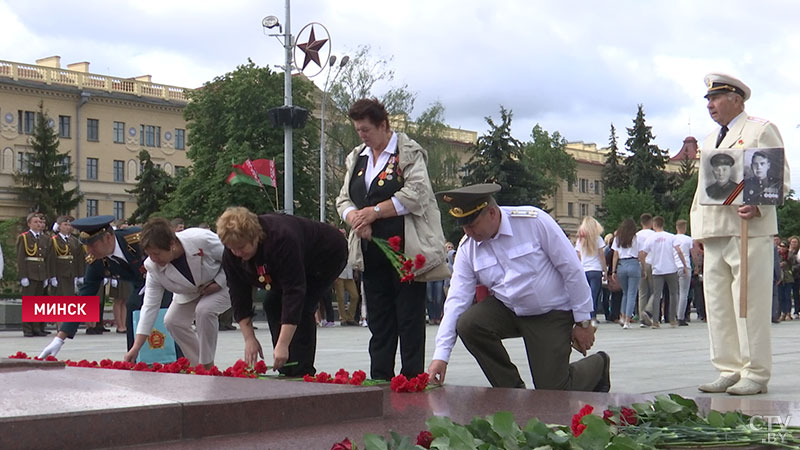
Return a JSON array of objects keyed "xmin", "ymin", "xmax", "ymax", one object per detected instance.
[{"xmin": 4, "ymin": 357, "xmax": 800, "ymax": 449}]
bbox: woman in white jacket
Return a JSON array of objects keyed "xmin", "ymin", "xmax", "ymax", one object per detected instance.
[{"xmin": 124, "ymin": 218, "xmax": 231, "ymax": 368}]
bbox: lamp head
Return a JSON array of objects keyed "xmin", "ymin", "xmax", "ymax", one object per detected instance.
[{"xmin": 262, "ymin": 15, "xmax": 281, "ymax": 30}]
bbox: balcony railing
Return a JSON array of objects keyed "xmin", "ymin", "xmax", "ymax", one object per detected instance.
[{"xmin": 0, "ymin": 60, "xmax": 191, "ymax": 102}]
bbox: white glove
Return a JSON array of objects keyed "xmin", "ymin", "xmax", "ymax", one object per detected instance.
[
  {"xmin": 20, "ymin": 278, "xmax": 30, "ymax": 287},
  {"xmin": 39, "ymin": 336, "xmax": 65, "ymax": 359},
  {"xmin": 111, "ymin": 279, "xmax": 118, "ymax": 288},
  {"xmin": 102, "ymin": 278, "xmax": 109, "ymax": 286},
  {"xmin": 77, "ymin": 277, "xmax": 84, "ymax": 285},
  {"xmin": 43, "ymin": 279, "xmax": 48, "ymax": 288},
  {"xmin": 49, "ymin": 277, "xmax": 58, "ymax": 287}
]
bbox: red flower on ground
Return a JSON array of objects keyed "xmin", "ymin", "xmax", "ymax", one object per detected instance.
[
  {"xmin": 316, "ymin": 371, "xmax": 331, "ymax": 383},
  {"xmin": 254, "ymin": 360, "xmax": 268, "ymax": 374},
  {"xmin": 620, "ymin": 407, "xmax": 638, "ymax": 425},
  {"xmin": 416, "ymin": 430, "xmax": 434, "ymax": 448},
  {"xmin": 390, "ymin": 374, "xmax": 409, "ymax": 392},
  {"xmin": 349, "ymin": 370, "xmax": 366, "ymax": 385},
  {"xmin": 303, "ymin": 374, "xmax": 315, "ymax": 382},
  {"xmin": 330, "ymin": 437, "xmax": 353, "ymax": 450},
  {"xmin": 388, "ymin": 236, "xmax": 402, "ymax": 252},
  {"xmin": 9, "ymin": 351, "xmax": 29, "ymax": 359},
  {"xmin": 571, "ymin": 404, "xmax": 594, "ymax": 436}
]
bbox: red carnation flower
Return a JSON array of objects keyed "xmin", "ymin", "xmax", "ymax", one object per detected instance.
[
  {"xmin": 388, "ymin": 236, "xmax": 402, "ymax": 252},
  {"xmin": 330, "ymin": 437, "xmax": 353, "ymax": 450},
  {"xmin": 416, "ymin": 430, "xmax": 434, "ymax": 449},
  {"xmin": 571, "ymin": 404, "xmax": 594, "ymax": 436},
  {"xmin": 391, "ymin": 374, "xmax": 409, "ymax": 392},
  {"xmin": 402, "ymin": 258, "xmax": 414, "ymax": 271},
  {"xmin": 620, "ymin": 407, "xmax": 638, "ymax": 425},
  {"xmin": 316, "ymin": 371, "xmax": 331, "ymax": 383},
  {"xmin": 254, "ymin": 360, "xmax": 268, "ymax": 374},
  {"xmin": 414, "ymin": 254, "xmax": 426, "ymax": 270},
  {"xmin": 400, "ymin": 273, "xmax": 415, "ymax": 283},
  {"xmin": 349, "ymin": 370, "xmax": 366, "ymax": 385}
]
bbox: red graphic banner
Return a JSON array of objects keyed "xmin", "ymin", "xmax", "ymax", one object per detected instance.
[{"xmin": 22, "ymin": 296, "xmax": 100, "ymax": 322}]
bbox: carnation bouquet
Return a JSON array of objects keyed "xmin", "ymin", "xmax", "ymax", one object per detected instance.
[
  {"xmin": 332, "ymin": 394, "xmax": 800, "ymax": 449},
  {"xmin": 372, "ymin": 235, "xmax": 425, "ymax": 282}
]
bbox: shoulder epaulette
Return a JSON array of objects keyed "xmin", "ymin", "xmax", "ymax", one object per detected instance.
[
  {"xmin": 746, "ymin": 116, "xmax": 769, "ymax": 125},
  {"xmin": 458, "ymin": 234, "xmax": 469, "ymax": 246},
  {"xmin": 86, "ymin": 254, "xmax": 96, "ymax": 264},
  {"xmin": 124, "ymin": 232, "xmax": 141, "ymax": 245},
  {"xmin": 509, "ymin": 209, "xmax": 538, "ymax": 218}
]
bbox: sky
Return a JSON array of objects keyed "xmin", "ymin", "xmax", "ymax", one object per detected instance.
[{"xmin": 2, "ymin": 0, "xmax": 799, "ymax": 190}]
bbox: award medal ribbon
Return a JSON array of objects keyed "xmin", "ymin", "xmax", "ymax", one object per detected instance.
[{"xmin": 257, "ymin": 265, "xmax": 272, "ymax": 290}]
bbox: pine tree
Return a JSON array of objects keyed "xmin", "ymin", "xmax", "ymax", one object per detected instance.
[
  {"xmin": 677, "ymin": 152, "xmax": 696, "ymax": 183},
  {"xmin": 623, "ymin": 104, "xmax": 669, "ymax": 193},
  {"xmin": 14, "ymin": 102, "xmax": 82, "ymax": 218},
  {"xmin": 126, "ymin": 150, "xmax": 176, "ymax": 224},
  {"xmin": 462, "ymin": 107, "xmax": 551, "ymax": 207},
  {"xmin": 602, "ymin": 123, "xmax": 628, "ymax": 191}
]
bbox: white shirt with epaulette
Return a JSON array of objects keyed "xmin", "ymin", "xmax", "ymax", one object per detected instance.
[{"xmin": 432, "ymin": 206, "xmax": 593, "ymax": 362}]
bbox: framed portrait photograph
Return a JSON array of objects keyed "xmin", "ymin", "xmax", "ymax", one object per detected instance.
[
  {"xmin": 698, "ymin": 149, "xmax": 744, "ymax": 205},
  {"xmin": 742, "ymin": 148, "xmax": 784, "ymax": 205},
  {"xmin": 699, "ymin": 147, "xmax": 785, "ymax": 206}
]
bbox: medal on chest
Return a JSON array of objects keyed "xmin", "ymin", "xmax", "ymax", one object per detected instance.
[{"xmin": 257, "ymin": 265, "xmax": 272, "ymax": 290}]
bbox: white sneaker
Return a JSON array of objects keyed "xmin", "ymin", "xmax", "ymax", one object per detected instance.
[
  {"xmin": 622, "ymin": 323, "xmax": 630, "ymax": 329},
  {"xmin": 360, "ymin": 320, "xmax": 368, "ymax": 327}
]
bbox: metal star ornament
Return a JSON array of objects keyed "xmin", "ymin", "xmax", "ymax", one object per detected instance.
[{"xmin": 296, "ymin": 25, "xmax": 328, "ymax": 71}]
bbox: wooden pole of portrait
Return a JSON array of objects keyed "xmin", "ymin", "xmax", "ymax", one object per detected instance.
[{"xmin": 739, "ymin": 219, "xmax": 748, "ymax": 318}]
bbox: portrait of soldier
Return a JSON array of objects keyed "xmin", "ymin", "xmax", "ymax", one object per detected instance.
[
  {"xmin": 743, "ymin": 150, "xmax": 782, "ymax": 205},
  {"xmin": 705, "ymin": 153, "xmax": 739, "ymax": 201}
]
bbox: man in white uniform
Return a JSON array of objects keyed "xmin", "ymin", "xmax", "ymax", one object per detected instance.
[
  {"xmin": 690, "ymin": 73, "xmax": 789, "ymax": 395},
  {"xmin": 427, "ymin": 184, "xmax": 609, "ymax": 391}
]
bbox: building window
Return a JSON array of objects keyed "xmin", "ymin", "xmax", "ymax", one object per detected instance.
[
  {"xmin": 139, "ymin": 125, "xmax": 145, "ymax": 146},
  {"xmin": 580, "ymin": 178, "xmax": 588, "ymax": 194},
  {"xmin": 113, "ymin": 160, "xmax": 124, "ymax": 182},
  {"xmin": 113, "ymin": 201, "xmax": 125, "ymax": 220},
  {"xmin": 60, "ymin": 156, "xmax": 71, "ymax": 175},
  {"xmin": 18, "ymin": 110, "xmax": 35, "ymax": 134},
  {"xmin": 17, "ymin": 151, "xmax": 32, "ymax": 173},
  {"xmin": 87, "ymin": 199, "xmax": 98, "ymax": 216},
  {"xmin": 87, "ymin": 119, "xmax": 99, "ymax": 141},
  {"xmin": 594, "ymin": 180, "xmax": 600, "ymax": 195},
  {"xmin": 580, "ymin": 203, "xmax": 588, "ymax": 217},
  {"xmin": 87, "ymin": 157, "xmax": 98, "ymax": 180},
  {"xmin": 567, "ymin": 202, "xmax": 574, "ymax": 217},
  {"xmin": 113, "ymin": 121, "xmax": 125, "ymax": 144},
  {"xmin": 59, "ymin": 115, "xmax": 71, "ymax": 138},
  {"xmin": 175, "ymin": 129, "xmax": 185, "ymax": 150}
]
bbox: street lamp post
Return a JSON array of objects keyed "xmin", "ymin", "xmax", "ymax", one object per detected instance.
[
  {"xmin": 263, "ymin": 1, "xmax": 295, "ymax": 215},
  {"xmin": 319, "ymin": 55, "xmax": 349, "ymax": 222}
]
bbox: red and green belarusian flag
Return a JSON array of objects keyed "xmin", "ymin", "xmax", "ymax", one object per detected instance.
[{"xmin": 226, "ymin": 159, "xmax": 276, "ymax": 188}]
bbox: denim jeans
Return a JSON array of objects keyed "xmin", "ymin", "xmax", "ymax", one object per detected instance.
[
  {"xmin": 585, "ymin": 270, "xmax": 603, "ymax": 318},
  {"xmin": 617, "ymin": 259, "xmax": 641, "ymax": 318},
  {"xmin": 426, "ymin": 280, "xmax": 444, "ymax": 321}
]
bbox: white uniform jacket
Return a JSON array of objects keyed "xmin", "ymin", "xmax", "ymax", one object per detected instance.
[{"xmin": 136, "ymin": 228, "xmax": 229, "ymax": 336}]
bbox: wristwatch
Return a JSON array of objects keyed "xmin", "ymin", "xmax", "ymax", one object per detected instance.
[
  {"xmin": 576, "ymin": 320, "xmax": 593, "ymax": 328},
  {"xmin": 373, "ymin": 205, "xmax": 381, "ymax": 218}
]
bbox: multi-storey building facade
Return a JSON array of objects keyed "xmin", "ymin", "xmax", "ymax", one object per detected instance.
[{"xmin": 0, "ymin": 56, "xmax": 191, "ymax": 221}]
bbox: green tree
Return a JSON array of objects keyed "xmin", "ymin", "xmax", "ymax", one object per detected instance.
[
  {"xmin": 601, "ymin": 187, "xmax": 657, "ymax": 233},
  {"xmin": 602, "ymin": 123, "xmax": 627, "ymax": 191},
  {"xmin": 524, "ymin": 124, "xmax": 577, "ymax": 200},
  {"xmin": 126, "ymin": 150, "xmax": 176, "ymax": 224},
  {"xmin": 462, "ymin": 107, "xmax": 551, "ymax": 207},
  {"xmin": 163, "ymin": 60, "xmax": 319, "ymax": 225},
  {"xmin": 624, "ymin": 104, "xmax": 669, "ymax": 193},
  {"xmin": 14, "ymin": 102, "xmax": 82, "ymax": 218},
  {"xmin": 676, "ymin": 152, "xmax": 696, "ymax": 184},
  {"xmin": 778, "ymin": 191, "xmax": 800, "ymax": 238}
]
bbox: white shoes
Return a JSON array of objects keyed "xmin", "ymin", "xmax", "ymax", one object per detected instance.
[
  {"xmin": 727, "ymin": 378, "xmax": 768, "ymax": 395},
  {"xmin": 698, "ymin": 374, "xmax": 740, "ymax": 393}
]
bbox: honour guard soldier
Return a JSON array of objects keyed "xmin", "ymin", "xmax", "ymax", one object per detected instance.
[
  {"xmin": 39, "ymin": 215, "xmax": 173, "ymax": 358},
  {"xmin": 47, "ymin": 216, "xmax": 85, "ymax": 296},
  {"xmin": 18, "ymin": 212, "xmax": 51, "ymax": 337}
]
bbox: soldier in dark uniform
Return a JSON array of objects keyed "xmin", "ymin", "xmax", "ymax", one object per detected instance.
[
  {"xmin": 743, "ymin": 150, "xmax": 782, "ymax": 205},
  {"xmin": 18, "ymin": 212, "xmax": 51, "ymax": 337},
  {"xmin": 38, "ymin": 215, "xmax": 173, "ymax": 358},
  {"xmin": 705, "ymin": 153, "xmax": 739, "ymax": 201}
]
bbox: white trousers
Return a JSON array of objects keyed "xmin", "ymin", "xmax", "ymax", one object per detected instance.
[
  {"xmin": 164, "ymin": 289, "xmax": 231, "ymax": 366},
  {"xmin": 703, "ymin": 235, "xmax": 772, "ymax": 384}
]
